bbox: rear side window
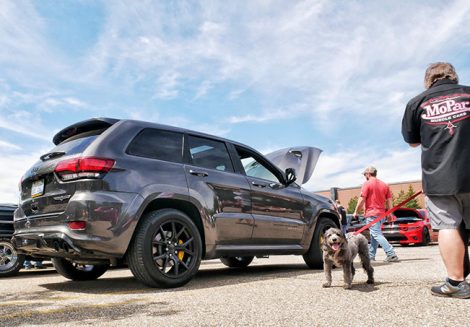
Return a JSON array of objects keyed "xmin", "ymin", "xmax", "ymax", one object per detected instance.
[
  {"xmin": 188, "ymin": 136, "xmax": 234, "ymax": 172},
  {"xmin": 127, "ymin": 129, "xmax": 183, "ymax": 163}
]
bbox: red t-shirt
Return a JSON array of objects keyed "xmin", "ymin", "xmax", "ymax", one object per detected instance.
[{"xmin": 360, "ymin": 177, "xmax": 391, "ymax": 217}]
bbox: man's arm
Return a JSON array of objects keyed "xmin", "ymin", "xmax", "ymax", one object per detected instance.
[
  {"xmin": 386, "ymin": 197, "xmax": 392, "ymax": 210},
  {"xmin": 386, "ymin": 197, "xmax": 393, "ymax": 221},
  {"xmin": 353, "ymin": 197, "xmax": 365, "ymax": 218}
]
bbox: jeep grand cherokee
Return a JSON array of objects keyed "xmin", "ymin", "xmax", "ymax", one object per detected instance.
[{"xmin": 13, "ymin": 118, "xmax": 339, "ymax": 288}]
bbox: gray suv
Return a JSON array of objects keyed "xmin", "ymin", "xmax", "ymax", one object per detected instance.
[{"xmin": 13, "ymin": 118, "xmax": 340, "ymax": 288}]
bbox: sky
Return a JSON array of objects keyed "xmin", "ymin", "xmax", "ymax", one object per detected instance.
[{"xmin": 1, "ymin": 0, "xmax": 470, "ymax": 203}]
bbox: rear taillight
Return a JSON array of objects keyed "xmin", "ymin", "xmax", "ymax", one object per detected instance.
[
  {"xmin": 54, "ymin": 157, "xmax": 115, "ymax": 181},
  {"xmin": 68, "ymin": 221, "xmax": 87, "ymax": 230}
]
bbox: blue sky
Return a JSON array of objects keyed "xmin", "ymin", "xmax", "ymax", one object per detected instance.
[{"xmin": 1, "ymin": 0, "xmax": 470, "ymax": 203}]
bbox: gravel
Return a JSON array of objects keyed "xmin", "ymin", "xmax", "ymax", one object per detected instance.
[{"xmin": 1, "ymin": 244, "xmax": 468, "ymax": 327}]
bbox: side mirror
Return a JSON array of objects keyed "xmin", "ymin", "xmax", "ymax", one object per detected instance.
[{"xmin": 284, "ymin": 168, "xmax": 297, "ymax": 185}]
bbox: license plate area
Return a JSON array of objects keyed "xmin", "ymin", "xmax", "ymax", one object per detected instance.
[{"xmin": 31, "ymin": 179, "xmax": 45, "ymax": 198}]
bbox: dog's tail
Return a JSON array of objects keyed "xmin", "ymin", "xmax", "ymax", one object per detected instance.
[{"xmin": 358, "ymin": 237, "xmax": 374, "ymax": 284}]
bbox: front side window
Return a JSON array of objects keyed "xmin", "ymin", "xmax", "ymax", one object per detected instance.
[
  {"xmin": 235, "ymin": 147, "xmax": 281, "ymax": 183},
  {"xmin": 188, "ymin": 136, "xmax": 234, "ymax": 172},
  {"xmin": 127, "ymin": 129, "xmax": 183, "ymax": 163}
]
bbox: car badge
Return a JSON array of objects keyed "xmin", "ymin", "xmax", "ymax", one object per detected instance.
[
  {"xmin": 53, "ymin": 195, "xmax": 71, "ymax": 201},
  {"xmin": 25, "ymin": 220, "xmax": 31, "ymax": 228}
]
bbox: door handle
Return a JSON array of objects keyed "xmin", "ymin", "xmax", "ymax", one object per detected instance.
[
  {"xmin": 189, "ymin": 170, "xmax": 208, "ymax": 177},
  {"xmin": 269, "ymin": 182, "xmax": 282, "ymax": 189},
  {"xmin": 251, "ymin": 181, "xmax": 267, "ymax": 188}
]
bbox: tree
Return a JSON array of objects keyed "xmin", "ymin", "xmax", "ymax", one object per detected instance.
[
  {"xmin": 392, "ymin": 190, "xmax": 406, "ymax": 207},
  {"xmin": 347, "ymin": 196, "xmax": 362, "ymax": 214},
  {"xmin": 392, "ymin": 185, "xmax": 421, "ymax": 209},
  {"xmin": 404, "ymin": 185, "xmax": 421, "ymax": 209}
]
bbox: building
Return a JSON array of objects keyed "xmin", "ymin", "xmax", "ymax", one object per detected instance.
[{"xmin": 315, "ymin": 180, "xmax": 424, "ymax": 212}]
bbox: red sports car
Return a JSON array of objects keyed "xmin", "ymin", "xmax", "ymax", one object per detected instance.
[
  {"xmin": 347, "ymin": 208, "xmax": 438, "ymax": 246},
  {"xmin": 382, "ymin": 208, "xmax": 437, "ymax": 246}
]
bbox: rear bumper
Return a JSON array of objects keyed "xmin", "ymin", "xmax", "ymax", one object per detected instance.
[
  {"xmin": 12, "ymin": 231, "xmax": 114, "ymax": 260},
  {"xmin": 13, "ymin": 191, "xmax": 143, "ymax": 260}
]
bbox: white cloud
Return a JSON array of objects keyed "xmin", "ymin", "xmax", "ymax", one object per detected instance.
[
  {"xmin": 79, "ymin": 0, "xmax": 470, "ymax": 128},
  {"xmin": 227, "ymin": 110, "xmax": 293, "ymax": 124},
  {"xmin": 154, "ymin": 72, "xmax": 181, "ymax": 99},
  {"xmin": 0, "ymin": 152, "xmax": 41, "ymax": 204},
  {"xmin": 305, "ymin": 147, "xmax": 422, "ymax": 192},
  {"xmin": 0, "ymin": 116, "xmax": 51, "ymax": 141},
  {"xmin": 0, "ymin": 140, "xmax": 21, "ymax": 150}
]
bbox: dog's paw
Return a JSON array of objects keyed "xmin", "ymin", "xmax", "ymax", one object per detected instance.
[
  {"xmin": 366, "ymin": 279, "xmax": 374, "ymax": 284},
  {"xmin": 343, "ymin": 284, "xmax": 352, "ymax": 289},
  {"xmin": 322, "ymin": 282, "xmax": 331, "ymax": 288}
]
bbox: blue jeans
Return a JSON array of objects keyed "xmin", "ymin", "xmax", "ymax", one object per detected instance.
[{"xmin": 367, "ymin": 216, "xmax": 395, "ymax": 258}]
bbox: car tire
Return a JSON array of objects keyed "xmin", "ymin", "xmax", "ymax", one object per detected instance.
[
  {"xmin": 127, "ymin": 209, "xmax": 202, "ymax": 288},
  {"xmin": 0, "ymin": 240, "xmax": 25, "ymax": 277},
  {"xmin": 420, "ymin": 227, "xmax": 431, "ymax": 246},
  {"xmin": 220, "ymin": 256, "xmax": 254, "ymax": 268},
  {"xmin": 52, "ymin": 258, "xmax": 109, "ymax": 281},
  {"xmin": 303, "ymin": 217, "xmax": 337, "ymax": 269}
]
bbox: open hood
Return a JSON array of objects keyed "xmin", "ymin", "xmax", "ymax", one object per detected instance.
[{"xmin": 264, "ymin": 146, "xmax": 322, "ymax": 184}]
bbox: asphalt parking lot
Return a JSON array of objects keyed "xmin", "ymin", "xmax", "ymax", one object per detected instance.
[{"xmin": 1, "ymin": 244, "xmax": 469, "ymax": 327}]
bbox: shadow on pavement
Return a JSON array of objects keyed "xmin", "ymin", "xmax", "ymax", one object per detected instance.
[
  {"xmin": 40, "ymin": 263, "xmax": 321, "ymax": 294},
  {"xmin": 7, "ymin": 268, "xmax": 57, "ymax": 279}
]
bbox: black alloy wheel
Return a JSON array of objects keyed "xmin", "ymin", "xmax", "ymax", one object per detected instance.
[
  {"xmin": 151, "ymin": 220, "xmax": 196, "ymax": 277},
  {"xmin": 128, "ymin": 209, "xmax": 202, "ymax": 288},
  {"xmin": 220, "ymin": 256, "xmax": 254, "ymax": 268},
  {"xmin": 303, "ymin": 217, "xmax": 337, "ymax": 269},
  {"xmin": 0, "ymin": 240, "xmax": 25, "ymax": 277}
]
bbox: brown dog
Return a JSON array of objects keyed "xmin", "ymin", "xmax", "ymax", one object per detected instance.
[{"xmin": 322, "ymin": 227, "xmax": 374, "ymax": 289}]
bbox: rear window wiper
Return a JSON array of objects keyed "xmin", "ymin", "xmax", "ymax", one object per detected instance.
[{"xmin": 40, "ymin": 151, "xmax": 66, "ymax": 161}]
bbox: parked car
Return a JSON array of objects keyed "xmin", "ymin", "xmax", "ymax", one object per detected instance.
[
  {"xmin": 13, "ymin": 118, "xmax": 340, "ymax": 288},
  {"xmin": 0, "ymin": 203, "xmax": 25, "ymax": 276},
  {"xmin": 417, "ymin": 209, "xmax": 439, "ymax": 243},
  {"xmin": 347, "ymin": 208, "xmax": 435, "ymax": 246},
  {"xmin": 346, "ymin": 214, "xmax": 370, "ymax": 240}
]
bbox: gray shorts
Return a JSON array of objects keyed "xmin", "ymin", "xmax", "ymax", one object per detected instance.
[{"xmin": 425, "ymin": 194, "xmax": 470, "ymax": 230}]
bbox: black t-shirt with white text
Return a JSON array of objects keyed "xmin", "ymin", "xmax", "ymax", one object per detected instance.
[{"xmin": 402, "ymin": 79, "xmax": 470, "ymax": 195}]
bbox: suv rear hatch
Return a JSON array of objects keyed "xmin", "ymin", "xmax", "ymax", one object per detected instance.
[
  {"xmin": 18, "ymin": 118, "xmax": 119, "ymax": 218},
  {"xmin": 264, "ymin": 146, "xmax": 322, "ymax": 184}
]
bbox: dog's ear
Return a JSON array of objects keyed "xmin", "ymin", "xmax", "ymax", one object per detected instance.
[
  {"xmin": 321, "ymin": 229, "xmax": 330, "ymax": 251},
  {"xmin": 323, "ymin": 228, "xmax": 333, "ymax": 237}
]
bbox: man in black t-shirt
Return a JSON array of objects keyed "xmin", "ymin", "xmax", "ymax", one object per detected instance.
[{"xmin": 402, "ymin": 62, "xmax": 470, "ymax": 299}]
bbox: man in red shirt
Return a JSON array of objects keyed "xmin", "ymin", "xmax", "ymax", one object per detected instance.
[{"xmin": 353, "ymin": 166, "xmax": 399, "ymax": 262}]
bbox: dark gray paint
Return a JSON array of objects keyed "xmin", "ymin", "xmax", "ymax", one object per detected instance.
[{"xmin": 13, "ymin": 118, "xmax": 340, "ymax": 263}]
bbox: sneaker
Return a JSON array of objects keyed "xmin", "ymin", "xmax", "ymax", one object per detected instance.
[
  {"xmin": 384, "ymin": 255, "xmax": 399, "ymax": 262},
  {"xmin": 369, "ymin": 257, "xmax": 376, "ymax": 261},
  {"xmin": 431, "ymin": 279, "xmax": 470, "ymax": 299},
  {"xmin": 24, "ymin": 265, "xmax": 32, "ymax": 270}
]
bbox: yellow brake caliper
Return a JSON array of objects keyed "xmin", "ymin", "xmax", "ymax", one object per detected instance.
[{"xmin": 177, "ymin": 239, "xmax": 184, "ymax": 261}]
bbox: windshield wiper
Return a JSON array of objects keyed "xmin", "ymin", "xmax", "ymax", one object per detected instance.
[{"xmin": 40, "ymin": 151, "xmax": 66, "ymax": 161}]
